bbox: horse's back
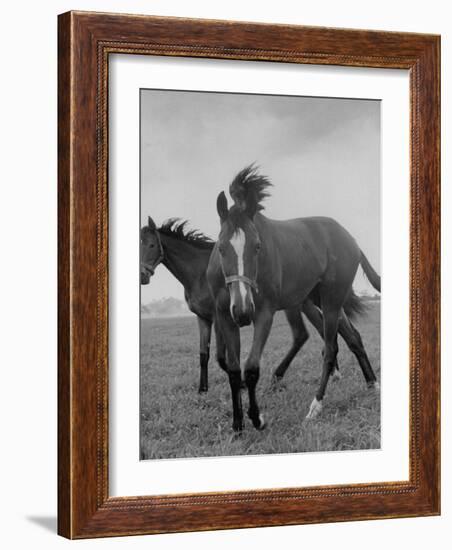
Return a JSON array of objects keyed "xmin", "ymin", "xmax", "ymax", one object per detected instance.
[{"xmin": 262, "ymin": 215, "xmax": 359, "ymax": 258}]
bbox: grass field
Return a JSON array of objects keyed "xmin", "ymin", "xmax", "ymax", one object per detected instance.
[{"xmin": 140, "ymin": 302, "xmax": 380, "ymax": 460}]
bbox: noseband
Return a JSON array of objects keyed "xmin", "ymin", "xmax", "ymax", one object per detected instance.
[
  {"xmin": 142, "ymin": 230, "xmax": 164, "ymax": 275},
  {"xmin": 225, "ymin": 274, "xmax": 259, "ymax": 293}
]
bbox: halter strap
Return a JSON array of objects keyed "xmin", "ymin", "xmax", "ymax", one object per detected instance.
[
  {"xmin": 141, "ymin": 230, "xmax": 164, "ymax": 275},
  {"xmin": 225, "ymin": 274, "xmax": 259, "ymax": 293}
]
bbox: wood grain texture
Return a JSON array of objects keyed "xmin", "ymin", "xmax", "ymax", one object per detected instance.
[
  {"xmin": 57, "ymin": 11, "xmax": 72, "ymax": 538},
  {"xmin": 57, "ymin": 11, "xmax": 440, "ymax": 539}
]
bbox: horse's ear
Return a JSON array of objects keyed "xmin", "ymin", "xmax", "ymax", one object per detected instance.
[
  {"xmin": 148, "ymin": 216, "xmax": 157, "ymax": 230},
  {"xmin": 216, "ymin": 191, "xmax": 229, "ymax": 222}
]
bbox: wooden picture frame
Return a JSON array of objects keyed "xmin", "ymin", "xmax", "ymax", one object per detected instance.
[{"xmin": 58, "ymin": 11, "xmax": 440, "ymax": 539}]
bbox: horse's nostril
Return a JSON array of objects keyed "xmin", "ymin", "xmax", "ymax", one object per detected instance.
[{"xmin": 238, "ymin": 313, "xmax": 252, "ymax": 327}]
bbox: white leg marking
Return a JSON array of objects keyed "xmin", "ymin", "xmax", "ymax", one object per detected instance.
[
  {"xmin": 230, "ymin": 229, "xmax": 247, "ymax": 309},
  {"xmin": 306, "ymin": 397, "xmax": 323, "ymax": 420}
]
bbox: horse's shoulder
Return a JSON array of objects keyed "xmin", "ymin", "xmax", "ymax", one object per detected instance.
[
  {"xmin": 206, "ymin": 246, "xmax": 227, "ymax": 300},
  {"xmin": 185, "ymin": 286, "xmax": 214, "ymax": 321}
]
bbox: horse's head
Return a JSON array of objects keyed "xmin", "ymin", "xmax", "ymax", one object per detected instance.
[
  {"xmin": 216, "ymin": 191, "xmax": 261, "ymax": 327},
  {"xmin": 140, "ymin": 216, "xmax": 164, "ymax": 284}
]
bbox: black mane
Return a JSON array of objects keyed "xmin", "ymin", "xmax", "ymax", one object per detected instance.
[
  {"xmin": 159, "ymin": 218, "xmax": 214, "ymax": 250},
  {"xmin": 229, "ymin": 164, "xmax": 272, "ymax": 212}
]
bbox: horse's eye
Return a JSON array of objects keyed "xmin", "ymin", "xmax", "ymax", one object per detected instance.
[
  {"xmin": 219, "ymin": 245, "xmax": 225, "ymax": 255},
  {"xmin": 256, "ymin": 243, "xmax": 261, "ymax": 252},
  {"xmin": 150, "ymin": 244, "xmax": 155, "ymax": 248}
]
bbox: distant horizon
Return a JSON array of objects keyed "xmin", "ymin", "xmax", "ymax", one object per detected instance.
[
  {"xmin": 141, "ymin": 291, "xmax": 381, "ymax": 320},
  {"xmin": 143, "ymin": 288, "xmax": 381, "ymax": 306}
]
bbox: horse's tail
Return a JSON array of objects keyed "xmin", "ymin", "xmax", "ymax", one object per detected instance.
[
  {"xmin": 360, "ymin": 250, "xmax": 381, "ymax": 292},
  {"xmin": 343, "ymin": 290, "xmax": 368, "ymax": 320}
]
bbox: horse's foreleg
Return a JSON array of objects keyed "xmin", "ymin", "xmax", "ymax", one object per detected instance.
[
  {"xmin": 337, "ymin": 310, "xmax": 378, "ymax": 388},
  {"xmin": 303, "ymin": 300, "xmax": 340, "ymax": 379},
  {"xmin": 216, "ymin": 310, "xmax": 243, "ymax": 432},
  {"xmin": 245, "ymin": 308, "xmax": 274, "ymax": 430},
  {"xmin": 306, "ymin": 306, "xmax": 340, "ymax": 420},
  {"xmin": 213, "ymin": 320, "xmax": 227, "ymax": 373},
  {"xmin": 273, "ymin": 309, "xmax": 309, "ymax": 381},
  {"xmin": 197, "ymin": 317, "xmax": 212, "ymax": 393}
]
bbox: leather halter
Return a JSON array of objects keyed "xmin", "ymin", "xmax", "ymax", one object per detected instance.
[
  {"xmin": 225, "ymin": 274, "xmax": 259, "ymax": 293},
  {"xmin": 141, "ymin": 230, "xmax": 164, "ymax": 276}
]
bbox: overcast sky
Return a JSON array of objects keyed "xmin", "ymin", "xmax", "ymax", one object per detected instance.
[{"xmin": 141, "ymin": 89, "xmax": 380, "ymax": 304}]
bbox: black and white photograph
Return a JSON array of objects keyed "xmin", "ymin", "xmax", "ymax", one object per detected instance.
[{"xmin": 140, "ymin": 89, "xmax": 381, "ymax": 460}]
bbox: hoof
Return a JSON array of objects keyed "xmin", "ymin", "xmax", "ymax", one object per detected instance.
[
  {"xmin": 232, "ymin": 420, "xmax": 244, "ymax": 433},
  {"xmin": 198, "ymin": 386, "xmax": 208, "ymax": 394},
  {"xmin": 248, "ymin": 409, "xmax": 266, "ymax": 430},
  {"xmin": 331, "ymin": 369, "xmax": 342, "ymax": 382},
  {"xmin": 306, "ymin": 397, "xmax": 323, "ymax": 420},
  {"xmin": 255, "ymin": 413, "xmax": 266, "ymax": 431},
  {"xmin": 367, "ymin": 381, "xmax": 380, "ymax": 392},
  {"xmin": 270, "ymin": 375, "xmax": 284, "ymax": 389},
  {"xmin": 240, "ymin": 379, "xmax": 247, "ymax": 390}
]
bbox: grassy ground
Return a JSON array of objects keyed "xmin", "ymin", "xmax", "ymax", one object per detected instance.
[{"xmin": 140, "ymin": 303, "xmax": 380, "ymax": 460}]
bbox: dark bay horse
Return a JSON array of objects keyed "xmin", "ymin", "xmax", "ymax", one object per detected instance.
[
  {"xmin": 141, "ymin": 217, "xmax": 217, "ymax": 393},
  {"xmin": 141, "ymin": 216, "xmax": 368, "ymax": 395},
  {"xmin": 207, "ymin": 165, "xmax": 380, "ymax": 432}
]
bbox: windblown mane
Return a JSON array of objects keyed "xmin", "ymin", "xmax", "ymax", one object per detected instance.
[
  {"xmin": 229, "ymin": 164, "xmax": 272, "ymax": 212},
  {"xmin": 159, "ymin": 218, "xmax": 214, "ymax": 250}
]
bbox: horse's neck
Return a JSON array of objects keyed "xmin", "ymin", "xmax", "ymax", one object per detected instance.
[
  {"xmin": 160, "ymin": 234, "xmax": 210, "ymax": 292},
  {"xmin": 255, "ymin": 213, "xmax": 281, "ymax": 275},
  {"xmin": 255, "ymin": 213, "xmax": 274, "ymax": 246}
]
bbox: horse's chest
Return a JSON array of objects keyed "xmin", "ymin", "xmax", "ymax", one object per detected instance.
[{"xmin": 185, "ymin": 289, "xmax": 212, "ymax": 320}]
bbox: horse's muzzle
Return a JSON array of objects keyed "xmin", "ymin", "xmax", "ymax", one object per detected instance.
[
  {"xmin": 141, "ymin": 263, "xmax": 155, "ymax": 285},
  {"xmin": 140, "ymin": 272, "xmax": 150, "ymax": 285},
  {"xmin": 231, "ymin": 305, "xmax": 253, "ymax": 327},
  {"xmin": 140, "ymin": 267, "xmax": 154, "ymax": 285}
]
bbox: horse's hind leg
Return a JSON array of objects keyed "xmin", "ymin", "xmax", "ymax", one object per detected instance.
[
  {"xmin": 306, "ymin": 302, "xmax": 341, "ymax": 420},
  {"xmin": 272, "ymin": 309, "xmax": 309, "ymax": 381},
  {"xmin": 197, "ymin": 317, "xmax": 212, "ymax": 393},
  {"xmin": 302, "ymin": 300, "xmax": 340, "ymax": 380},
  {"xmin": 337, "ymin": 311, "xmax": 378, "ymax": 389}
]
